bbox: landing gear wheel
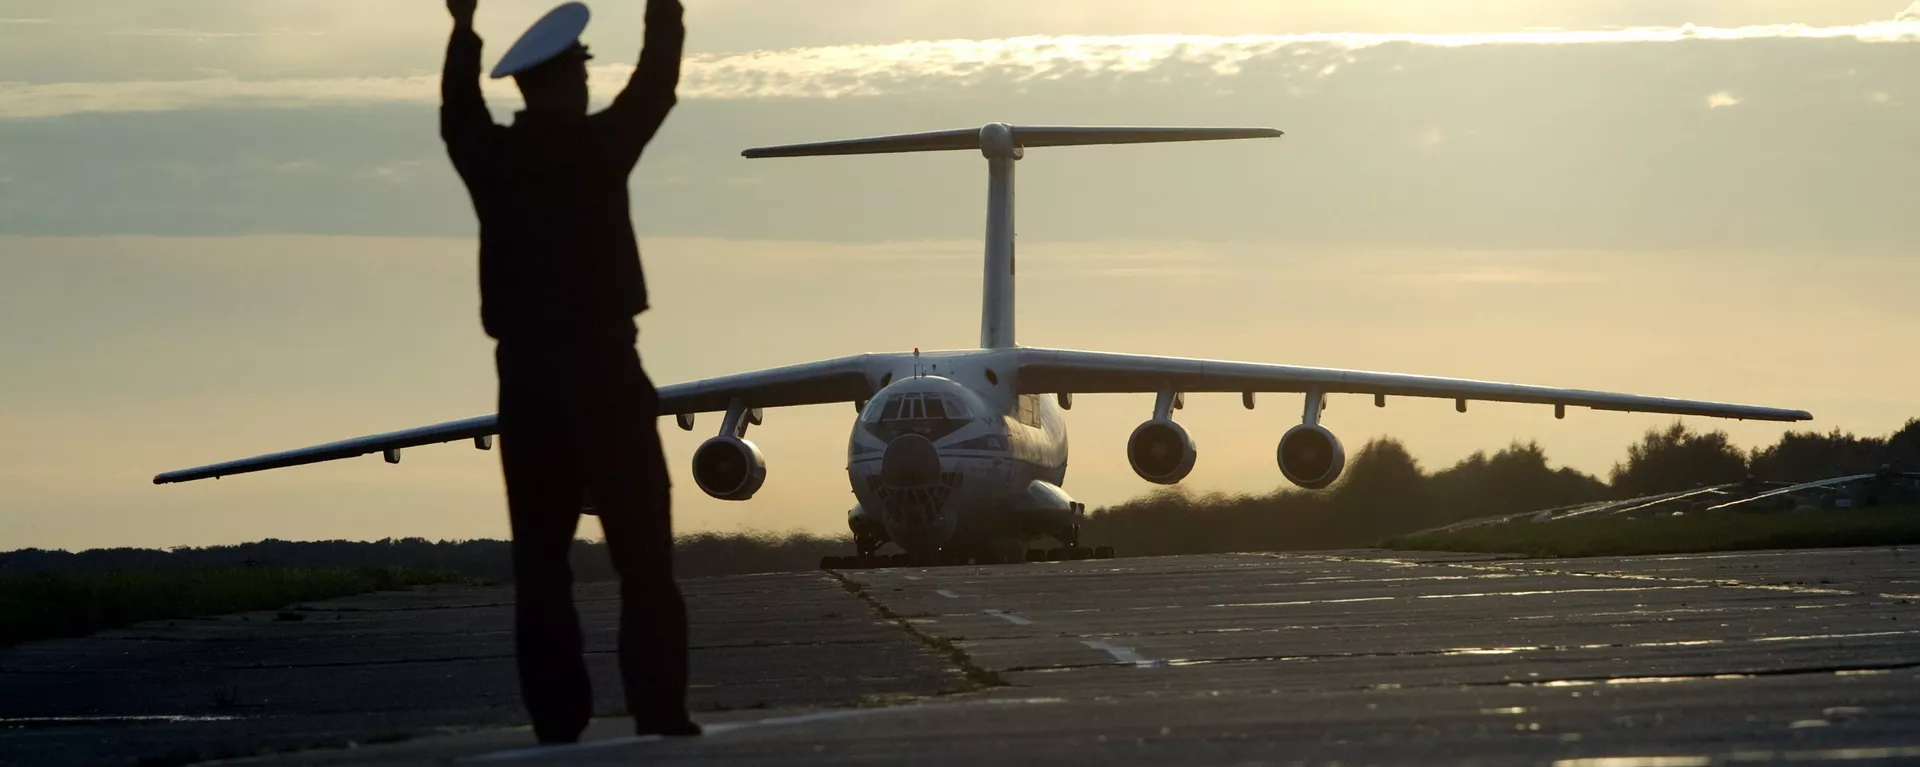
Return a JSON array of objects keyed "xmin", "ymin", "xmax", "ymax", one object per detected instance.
[
  {"xmin": 977, "ymin": 539, "xmax": 1023, "ymax": 566},
  {"xmin": 1044, "ymin": 547, "xmax": 1065, "ymax": 562},
  {"xmin": 1026, "ymin": 549, "xmax": 1047, "ymax": 563},
  {"xmin": 854, "ymin": 535, "xmax": 887, "ymax": 559},
  {"xmin": 821, "ymin": 556, "xmax": 839, "ymax": 570},
  {"xmin": 1095, "ymin": 546, "xmax": 1116, "ymax": 560}
]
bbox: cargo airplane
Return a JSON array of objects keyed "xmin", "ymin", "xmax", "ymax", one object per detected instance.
[{"xmin": 155, "ymin": 124, "xmax": 1813, "ymax": 565}]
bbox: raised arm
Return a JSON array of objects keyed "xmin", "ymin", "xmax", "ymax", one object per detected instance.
[
  {"xmin": 602, "ymin": 0, "xmax": 684, "ymax": 169},
  {"xmin": 440, "ymin": 0, "xmax": 494, "ymax": 170}
]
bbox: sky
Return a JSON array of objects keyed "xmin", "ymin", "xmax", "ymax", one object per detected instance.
[{"xmin": 2, "ymin": 1, "xmax": 1917, "ymax": 552}]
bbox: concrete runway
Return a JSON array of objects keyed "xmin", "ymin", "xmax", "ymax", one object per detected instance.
[{"xmin": 5, "ymin": 548, "xmax": 1920, "ymax": 766}]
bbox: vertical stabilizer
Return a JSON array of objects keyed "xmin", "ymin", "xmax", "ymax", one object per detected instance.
[
  {"xmin": 743, "ymin": 123, "xmax": 1284, "ymax": 349},
  {"xmin": 978, "ymin": 124, "xmax": 1019, "ymax": 348}
]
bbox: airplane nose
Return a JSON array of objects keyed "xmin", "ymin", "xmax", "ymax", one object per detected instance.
[{"xmin": 881, "ymin": 434, "xmax": 942, "ymax": 487}]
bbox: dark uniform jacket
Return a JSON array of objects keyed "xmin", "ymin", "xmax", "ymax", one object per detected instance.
[{"xmin": 438, "ymin": 6, "xmax": 683, "ymax": 342}]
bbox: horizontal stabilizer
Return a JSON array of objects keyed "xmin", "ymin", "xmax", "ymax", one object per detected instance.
[{"xmin": 742, "ymin": 124, "xmax": 1283, "ymax": 158}]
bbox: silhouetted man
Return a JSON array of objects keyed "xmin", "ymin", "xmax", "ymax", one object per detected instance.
[{"xmin": 439, "ymin": 0, "xmax": 693, "ymax": 743}]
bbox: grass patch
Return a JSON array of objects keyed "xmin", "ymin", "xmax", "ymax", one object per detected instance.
[
  {"xmin": 0, "ymin": 565, "xmax": 465, "ymax": 647},
  {"xmin": 1384, "ymin": 506, "xmax": 1920, "ymax": 558}
]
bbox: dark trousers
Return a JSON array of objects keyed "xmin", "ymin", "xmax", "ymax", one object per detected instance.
[{"xmin": 495, "ymin": 336, "xmax": 689, "ymax": 743}]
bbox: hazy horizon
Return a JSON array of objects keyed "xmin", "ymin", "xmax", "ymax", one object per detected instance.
[{"xmin": 3, "ymin": 1, "xmax": 1917, "ymax": 551}]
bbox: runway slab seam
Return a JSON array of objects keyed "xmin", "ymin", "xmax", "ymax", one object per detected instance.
[{"xmin": 823, "ymin": 570, "xmax": 1009, "ymax": 692}]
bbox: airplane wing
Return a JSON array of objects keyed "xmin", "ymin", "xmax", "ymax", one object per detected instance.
[
  {"xmin": 152, "ymin": 354, "xmax": 883, "ymax": 484},
  {"xmin": 654, "ymin": 353, "xmax": 876, "ymax": 414},
  {"xmin": 151, "ymin": 415, "xmax": 499, "ymax": 485},
  {"xmin": 1013, "ymin": 348, "xmax": 1812, "ymax": 422}
]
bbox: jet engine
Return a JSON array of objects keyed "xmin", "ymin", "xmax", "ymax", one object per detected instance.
[
  {"xmin": 691, "ymin": 436, "xmax": 767, "ymax": 501},
  {"xmin": 1127, "ymin": 419, "xmax": 1197, "ymax": 485},
  {"xmin": 1277, "ymin": 423, "xmax": 1345, "ymax": 490}
]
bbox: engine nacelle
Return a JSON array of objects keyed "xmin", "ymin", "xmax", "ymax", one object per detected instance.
[
  {"xmin": 1127, "ymin": 419, "xmax": 1198, "ymax": 485},
  {"xmin": 691, "ymin": 436, "xmax": 767, "ymax": 501},
  {"xmin": 1277, "ymin": 423, "xmax": 1346, "ymax": 490}
]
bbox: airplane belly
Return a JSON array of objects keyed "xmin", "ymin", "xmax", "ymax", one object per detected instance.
[
  {"xmin": 948, "ymin": 459, "xmax": 1078, "ymax": 546},
  {"xmin": 946, "ymin": 456, "xmax": 1016, "ymax": 542}
]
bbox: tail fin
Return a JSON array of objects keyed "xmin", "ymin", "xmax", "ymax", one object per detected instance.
[
  {"xmin": 743, "ymin": 123, "xmax": 1284, "ymax": 348},
  {"xmin": 742, "ymin": 125, "xmax": 1282, "ymax": 158}
]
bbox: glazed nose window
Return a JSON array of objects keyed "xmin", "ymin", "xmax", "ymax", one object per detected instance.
[{"xmin": 863, "ymin": 393, "xmax": 974, "ymax": 442}]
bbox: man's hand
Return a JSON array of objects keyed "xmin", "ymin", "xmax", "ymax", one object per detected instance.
[{"xmin": 448, "ymin": 0, "xmax": 477, "ymax": 25}]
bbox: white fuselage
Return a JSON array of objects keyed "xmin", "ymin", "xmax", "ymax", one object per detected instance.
[{"xmin": 841, "ymin": 350, "xmax": 1078, "ymax": 557}]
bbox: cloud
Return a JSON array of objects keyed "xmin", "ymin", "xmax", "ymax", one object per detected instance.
[
  {"xmin": 3, "ymin": 17, "xmax": 1920, "ymax": 118},
  {"xmin": 1706, "ymin": 90, "xmax": 1743, "ymax": 108},
  {"xmin": 0, "ymin": 74, "xmax": 446, "ymax": 119}
]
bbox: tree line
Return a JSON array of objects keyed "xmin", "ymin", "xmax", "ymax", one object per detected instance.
[
  {"xmin": 0, "ymin": 532, "xmax": 847, "ymax": 581},
  {"xmin": 5, "ymin": 419, "xmax": 1914, "ymax": 576}
]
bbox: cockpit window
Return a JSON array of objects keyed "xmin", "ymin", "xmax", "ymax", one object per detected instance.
[
  {"xmin": 863, "ymin": 393, "xmax": 971, "ymax": 423},
  {"xmin": 861, "ymin": 392, "xmax": 975, "ymax": 441}
]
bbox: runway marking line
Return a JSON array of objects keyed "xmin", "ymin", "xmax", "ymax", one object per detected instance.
[
  {"xmin": 1211, "ymin": 596, "xmax": 1395, "ymax": 608},
  {"xmin": 1416, "ymin": 585, "xmax": 1708, "ymax": 599},
  {"xmin": 984, "ymin": 608, "xmax": 1033, "ymax": 625},
  {"xmin": 936, "ymin": 589, "xmax": 961, "ymax": 598},
  {"xmin": 458, "ymin": 699, "xmax": 1066, "ymax": 762},
  {"xmin": 0, "ymin": 715, "xmax": 244, "ymax": 726},
  {"xmin": 1749, "ymin": 629, "xmax": 1918, "ymax": 643},
  {"xmin": 1302, "ymin": 553, "xmax": 1866, "ymax": 598},
  {"xmin": 1553, "ymin": 745, "xmax": 1920, "ymax": 765},
  {"xmin": 458, "ymin": 711, "xmax": 878, "ymax": 763},
  {"xmin": 1081, "ymin": 639, "xmax": 1164, "ymax": 668}
]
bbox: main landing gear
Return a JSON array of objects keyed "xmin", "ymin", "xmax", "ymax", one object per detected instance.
[
  {"xmin": 821, "ymin": 551, "xmax": 1025, "ymax": 570},
  {"xmin": 819, "ymin": 533, "xmax": 1117, "ymax": 571},
  {"xmin": 820, "ymin": 549, "xmax": 1117, "ymax": 570},
  {"xmin": 1021, "ymin": 545, "xmax": 1115, "ymax": 563},
  {"xmin": 1014, "ymin": 523, "xmax": 1114, "ymax": 564}
]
